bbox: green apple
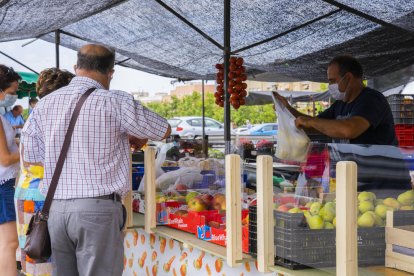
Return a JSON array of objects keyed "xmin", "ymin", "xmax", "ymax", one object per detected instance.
[
  {"xmin": 366, "ymin": 211, "xmax": 384, "ymax": 227},
  {"xmin": 400, "ymin": 205, "xmax": 414, "ymax": 211},
  {"xmin": 359, "ymin": 201, "xmax": 374, "ymax": 213},
  {"xmin": 383, "ymin": 198, "xmax": 401, "ymax": 210},
  {"xmin": 310, "ymin": 202, "xmax": 322, "ymax": 216},
  {"xmin": 358, "ymin": 212, "xmax": 375, "ymax": 228},
  {"xmin": 185, "ymin": 191, "xmax": 200, "ymax": 204},
  {"xmin": 375, "ymin": 204, "xmax": 390, "ymax": 219},
  {"xmin": 358, "ymin": 191, "xmax": 375, "ymax": 202},
  {"xmin": 288, "ymin": 207, "xmax": 302, "ymax": 214},
  {"xmin": 321, "ymin": 206, "xmax": 335, "ymax": 222},
  {"xmin": 308, "ymin": 215, "xmax": 324, "ymax": 230},
  {"xmin": 333, "ymin": 217, "xmax": 336, "ymax": 227},
  {"xmin": 324, "ymin": 222, "xmax": 334, "ymax": 229},
  {"xmin": 397, "ymin": 190, "xmax": 414, "ymax": 206}
]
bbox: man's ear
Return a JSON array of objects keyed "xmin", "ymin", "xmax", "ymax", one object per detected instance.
[{"xmin": 73, "ymin": 65, "xmax": 77, "ymax": 73}]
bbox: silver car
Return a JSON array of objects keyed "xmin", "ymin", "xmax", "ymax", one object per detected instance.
[{"xmin": 168, "ymin": 116, "xmax": 227, "ymax": 139}]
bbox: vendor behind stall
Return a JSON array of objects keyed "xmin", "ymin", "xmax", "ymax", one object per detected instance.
[
  {"xmin": 274, "ymin": 55, "xmax": 411, "ymax": 195},
  {"xmin": 275, "ymin": 55, "xmax": 397, "ymax": 146}
]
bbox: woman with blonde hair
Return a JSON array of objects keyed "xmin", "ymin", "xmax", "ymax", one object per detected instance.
[{"xmin": 15, "ymin": 68, "xmax": 74, "ymax": 275}]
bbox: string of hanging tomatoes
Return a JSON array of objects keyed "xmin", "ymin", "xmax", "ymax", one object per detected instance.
[{"xmin": 214, "ymin": 56, "xmax": 247, "ymax": 110}]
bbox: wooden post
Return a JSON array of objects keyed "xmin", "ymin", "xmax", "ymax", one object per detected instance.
[
  {"xmin": 123, "ymin": 154, "xmax": 133, "ymax": 228},
  {"xmin": 144, "ymin": 147, "xmax": 157, "ymax": 233},
  {"xmin": 226, "ymin": 154, "xmax": 242, "ymax": 267},
  {"xmin": 256, "ymin": 155, "xmax": 274, "ymax": 273},
  {"xmin": 336, "ymin": 161, "xmax": 358, "ymax": 276}
]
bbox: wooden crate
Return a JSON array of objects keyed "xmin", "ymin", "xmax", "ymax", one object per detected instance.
[{"xmin": 386, "ymin": 210, "xmax": 414, "ymax": 274}]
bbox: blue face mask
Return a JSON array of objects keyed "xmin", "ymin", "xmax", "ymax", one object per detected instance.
[{"xmin": 0, "ymin": 93, "xmax": 18, "ymax": 107}]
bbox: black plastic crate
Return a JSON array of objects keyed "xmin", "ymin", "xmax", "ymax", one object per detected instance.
[
  {"xmin": 249, "ymin": 205, "xmax": 258, "ymax": 257},
  {"xmin": 249, "ymin": 207, "xmax": 414, "ymax": 270},
  {"xmin": 387, "ymin": 94, "xmax": 414, "ymax": 124}
]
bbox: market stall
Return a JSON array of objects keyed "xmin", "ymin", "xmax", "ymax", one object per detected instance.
[{"xmin": 2, "ymin": 1, "xmax": 414, "ymax": 276}]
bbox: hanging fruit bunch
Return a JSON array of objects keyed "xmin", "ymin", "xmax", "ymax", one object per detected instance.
[{"xmin": 214, "ymin": 56, "xmax": 247, "ymax": 110}]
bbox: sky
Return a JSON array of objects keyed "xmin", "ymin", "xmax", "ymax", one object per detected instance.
[{"xmin": 0, "ymin": 39, "xmax": 177, "ymax": 95}]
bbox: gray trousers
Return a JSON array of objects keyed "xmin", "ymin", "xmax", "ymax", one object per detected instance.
[{"xmin": 48, "ymin": 198, "xmax": 124, "ymax": 276}]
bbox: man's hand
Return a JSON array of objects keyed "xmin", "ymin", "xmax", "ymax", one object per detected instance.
[
  {"xmin": 295, "ymin": 116, "xmax": 314, "ymax": 129},
  {"xmin": 129, "ymin": 136, "xmax": 148, "ymax": 151},
  {"xmin": 272, "ymin": 91, "xmax": 290, "ymax": 108}
]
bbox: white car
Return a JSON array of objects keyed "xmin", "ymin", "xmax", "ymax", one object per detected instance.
[{"xmin": 168, "ymin": 116, "xmax": 230, "ymax": 139}]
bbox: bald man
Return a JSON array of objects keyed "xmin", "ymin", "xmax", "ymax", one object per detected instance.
[{"xmin": 22, "ymin": 44, "xmax": 171, "ymax": 276}]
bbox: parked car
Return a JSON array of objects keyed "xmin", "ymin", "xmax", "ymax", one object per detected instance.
[
  {"xmin": 168, "ymin": 116, "xmax": 231, "ymax": 139},
  {"xmin": 239, "ymin": 123, "xmax": 278, "ymax": 136}
]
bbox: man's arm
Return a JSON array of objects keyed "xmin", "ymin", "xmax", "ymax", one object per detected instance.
[
  {"xmin": 121, "ymin": 95, "xmax": 171, "ymax": 141},
  {"xmin": 296, "ymin": 116, "xmax": 370, "ymax": 139}
]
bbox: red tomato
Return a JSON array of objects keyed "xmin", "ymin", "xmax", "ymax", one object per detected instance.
[{"xmin": 236, "ymin": 57, "xmax": 244, "ymax": 66}]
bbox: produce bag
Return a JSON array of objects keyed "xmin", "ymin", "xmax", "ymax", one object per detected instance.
[
  {"xmin": 138, "ymin": 143, "xmax": 175, "ymax": 192},
  {"xmin": 272, "ymin": 93, "xmax": 310, "ymax": 162},
  {"xmin": 156, "ymin": 167, "xmax": 202, "ymax": 191}
]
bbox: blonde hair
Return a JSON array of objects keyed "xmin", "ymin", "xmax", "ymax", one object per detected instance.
[{"xmin": 36, "ymin": 68, "xmax": 74, "ymax": 98}]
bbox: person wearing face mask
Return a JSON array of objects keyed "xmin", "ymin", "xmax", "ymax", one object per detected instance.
[
  {"xmin": 21, "ymin": 44, "xmax": 171, "ymax": 276},
  {"xmin": 274, "ymin": 55, "xmax": 397, "ymax": 145},
  {"xmin": 0, "ymin": 64, "xmax": 21, "ymax": 276}
]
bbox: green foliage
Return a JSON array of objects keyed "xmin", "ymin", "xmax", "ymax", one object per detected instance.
[{"xmin": 145, "ymin": 92, "xmax": 276, "ymax": 127}]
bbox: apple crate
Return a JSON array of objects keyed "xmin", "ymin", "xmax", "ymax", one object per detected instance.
[
  {"xmin": 196, "ymin": 209, "xmax": 250, "ymax": 253},
  {"xmin": 386, "ymin": 210, "xmax": 414, "ymax": 274},
  {"xmin": 249, "ymin": 206, "xmax": 407, "ymax": 270},
  {"xmin": 156, "ymin": 201, "xmax": 185, "ymax": 225},
  {"xmin": 273, "ymin": 210, "xmax": 386, "ymax": 269},
  {"xmin": 167, "ymin": 210, "xmax": 213, "ymax": 234}
]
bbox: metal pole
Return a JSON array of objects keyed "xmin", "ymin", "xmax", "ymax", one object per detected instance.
[
  {"xmin": 223, "ymin": 0, "xmax": 231, "ymax": 155},
  {"xmin": 0, "ymin": 51, "xmax": 39, "ymax": 75},
  {"xmin": 202, "ymin": 80, "xmax": 207, "ymax": 157},
  {"xmin": 55, "ymin": 30, "xmax": 60, "ymax": 69}
]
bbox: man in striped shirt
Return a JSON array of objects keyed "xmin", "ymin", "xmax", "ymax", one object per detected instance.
[{"xmin": 21, "ymin": 44, "xmax": 171, "ymax": 276}]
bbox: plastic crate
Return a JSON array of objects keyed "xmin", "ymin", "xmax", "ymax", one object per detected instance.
[
  {"xmin": 395, "ymin": 124, "xmax": 414, "ymax": 146},
  {"xmin": 388, "ymin": 95, "xmax": 414, "ymax": 124},
  {"xmin": 248, "ymin": 206, "xmax": 394, "ymax": 269},
  {"xmin": 132, "ymin": 164, "xmax": 145, "ymax": 190}
]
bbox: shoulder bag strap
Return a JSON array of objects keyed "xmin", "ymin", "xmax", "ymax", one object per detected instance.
[{"xmin": 41, "ymin": 88, "xmax": 96, "ymax": 216}]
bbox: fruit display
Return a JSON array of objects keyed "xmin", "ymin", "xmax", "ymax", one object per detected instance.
[
  {"xmin": 273, "ymin": 190, "xmax": 414, "ymax": 230},
  {"xmin": 214, "ymin": 56, "xmax": 247, "ymax": 110}
]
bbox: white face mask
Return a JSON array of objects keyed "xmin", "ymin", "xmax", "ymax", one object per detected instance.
[
  {"xmin": 0, "ymin": 93, "xmax": 18, "ymax": 107},
  {"xmin": 328, "ymin": 76, "xmax": 346, "ymax": 101}
]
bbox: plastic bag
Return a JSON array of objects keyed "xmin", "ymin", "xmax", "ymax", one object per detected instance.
[
  {"xmin": 272, "ymin": 94, "xmax": 310, "ymax": 162},
  {"xmin": 138, "ymin": 143, "xmax": 175, "ymax": 192},
  {"xmin": 156, "ymin": 167, "xmax": 202, "ymax": 191}
]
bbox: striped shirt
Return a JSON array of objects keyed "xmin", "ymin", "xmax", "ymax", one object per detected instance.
[{"xmin": 21, "ymin": 76, "xmax": 168, "ymax": 199}]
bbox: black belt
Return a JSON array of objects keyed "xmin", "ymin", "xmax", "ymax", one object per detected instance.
[{"xmin": 95, "ymin": 193, "xmax": 122, "ymax": 202}]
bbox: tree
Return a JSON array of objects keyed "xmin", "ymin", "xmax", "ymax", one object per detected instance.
[{"xmin": 144, "ymin": 91, "xmax": 276, "ymax": 127}]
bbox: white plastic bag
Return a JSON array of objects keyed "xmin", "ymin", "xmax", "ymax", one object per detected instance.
[
  {"xmin": 156, "ymin": 167, "xmax": 202, "ymax": 191},
  {"xmin": 272, "ymin": 94, "xmax": 310, "ymax": 162},
  {"xmin": 138, "ymin": 143, "xmax": 175, "ymax": 192}
]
